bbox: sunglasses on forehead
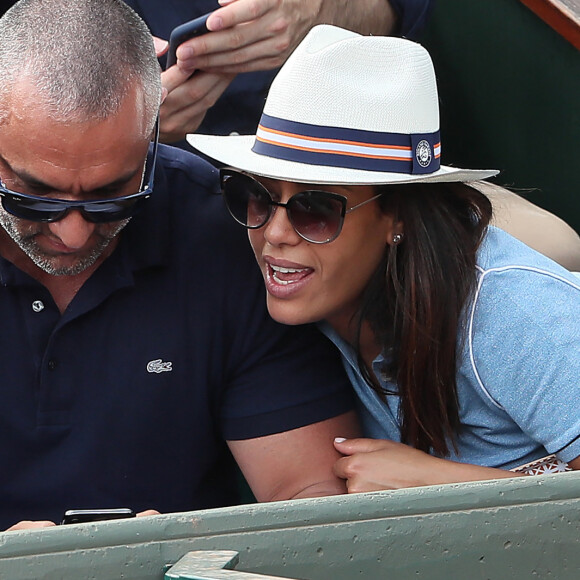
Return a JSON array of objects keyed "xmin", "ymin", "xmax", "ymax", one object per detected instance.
[
  {"xmin": 0, "ymin": 117, "xmax": 159, "ymax": 224},
  {"xmin": 219, "ymin": 168, "xmax": 384, "ymax": 244}
]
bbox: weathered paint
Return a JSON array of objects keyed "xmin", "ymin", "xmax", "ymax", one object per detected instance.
[{"xmin": 0, "ymin": 473, "xmax": 579, "ymax": 579}]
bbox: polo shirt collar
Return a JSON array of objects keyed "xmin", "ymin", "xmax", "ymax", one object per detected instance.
[{"xmin": 120, "ymin": 181, "xmax": 170, "ymax": 273}]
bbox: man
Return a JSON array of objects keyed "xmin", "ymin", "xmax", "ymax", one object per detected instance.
[
  {"xmin": 0, "ymin": 0, "xmax": 358, "ymax": 531},
  {"xmin": 124, "ymin": 0, "xmax": 433, "ymax": 144}
]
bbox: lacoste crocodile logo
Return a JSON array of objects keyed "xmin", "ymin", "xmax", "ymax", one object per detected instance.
[{"xmin": 146, "ymin": 359, "xmax": 173, "ymax": 373}]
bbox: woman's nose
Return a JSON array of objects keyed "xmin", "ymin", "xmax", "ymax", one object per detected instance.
[{"xmin": 263, "ymin": 202, "xmax": 302, "ymax": 246}]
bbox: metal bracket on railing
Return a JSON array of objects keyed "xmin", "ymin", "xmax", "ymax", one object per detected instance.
[{"xmin": 164, "ymin": 550, "xmax": 298, "ymax": 580}]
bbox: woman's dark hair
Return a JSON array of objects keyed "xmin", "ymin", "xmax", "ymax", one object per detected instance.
[{"xmin": 355, "ymin": 181, "xmax": 493, "ymax": 456}]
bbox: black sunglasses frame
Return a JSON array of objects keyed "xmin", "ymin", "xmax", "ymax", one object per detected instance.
[
  {"xmin": 220, "ymin": 168, "xmax": 383, "ymax": 244},
  {"xmin": 0, "ymin": 117, "xmax": 159, "ymax": 224}
]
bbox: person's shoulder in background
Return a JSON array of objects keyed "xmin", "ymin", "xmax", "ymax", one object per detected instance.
[
  {"xmin": 389, "ymin": 0, "xmax": 434, "ymax": 39},
  {"xmin": 474, "ymin": 181, "xmax": 580, "ymax": 272}
]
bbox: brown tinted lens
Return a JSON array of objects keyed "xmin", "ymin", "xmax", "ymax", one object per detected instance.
[
  {"xmin": 223, "ymin": 172, "xmax": 271, "ymax": 228},
  {"xmin": 286, "ymin": 191, "xmax": 345, "ymax": 243}
]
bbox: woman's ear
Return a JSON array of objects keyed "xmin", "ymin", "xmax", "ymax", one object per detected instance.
[{"xmin": 385, "ymin": 220, "xmax": 404, "ymax": 246}]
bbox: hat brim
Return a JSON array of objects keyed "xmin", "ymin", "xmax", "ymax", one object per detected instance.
[{"xmin": 187, "ymin": 134, "xmax": 498, "ymax": 185}]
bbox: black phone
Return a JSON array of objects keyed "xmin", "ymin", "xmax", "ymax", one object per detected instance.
[
  {"xmin": 166, "ymin": 12, "xmax": 212, "ymax": 69},
  {"xmin": 61, "ymin": 508, "xmax": 136, "ymax": 525}
]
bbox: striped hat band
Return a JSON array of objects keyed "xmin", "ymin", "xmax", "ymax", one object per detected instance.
[{"xmin": 253, "ymin": 114, "xmax": 441, "ymax": 175}]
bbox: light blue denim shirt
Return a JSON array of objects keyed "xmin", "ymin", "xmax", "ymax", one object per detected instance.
[{"xmin": 319, "ymin": 226, "xmax": 580, "ymax": 469}]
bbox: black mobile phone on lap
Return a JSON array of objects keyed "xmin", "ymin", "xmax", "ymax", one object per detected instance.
[
  {"xmin": 166, "ymin": 12, "xmax": 212, "ymax": 68},
  {"xmin": 61, "ymin": 508, "xmax": 136, "ymax": 524}
]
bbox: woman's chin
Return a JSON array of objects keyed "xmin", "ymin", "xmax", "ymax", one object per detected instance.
[{"xmin": 266, "ymin": 296, "xmax": 318, "ymax": 327}]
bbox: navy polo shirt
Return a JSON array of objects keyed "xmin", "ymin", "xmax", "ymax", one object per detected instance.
[
  {"xmin": 0, "ymin": 144, "xmax": 353, "ymax": 529},
  {"xmin": 123, "ymin": 0, "xmax": 432, "ymax": 143}
]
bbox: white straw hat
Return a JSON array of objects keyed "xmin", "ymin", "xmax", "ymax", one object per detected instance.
[{"xmin": 187, "ymin": 25, "xmax": 498, "ymax": 185}]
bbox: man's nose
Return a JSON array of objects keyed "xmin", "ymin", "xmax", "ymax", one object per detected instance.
[{"xmin": 47, "ymin": 209, "xmax": 96, "ymax": 249}]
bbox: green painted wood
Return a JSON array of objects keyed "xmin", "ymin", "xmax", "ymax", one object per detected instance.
[
  {"xmin": 421, "ymin": 0, "xmax": 580, "ymax": 234},
  {"xmin": 0, "ymin": 473, "xmax": 579, "ymax": 579}
]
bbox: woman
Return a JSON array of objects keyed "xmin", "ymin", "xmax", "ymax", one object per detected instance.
[{"xmin": 188, "ymin": 25, "xmax": 580, "ymax": 491}]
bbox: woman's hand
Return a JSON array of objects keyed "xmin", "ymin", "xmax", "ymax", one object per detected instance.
[{"xmin": 333, "ymin": 437, "xmax": 523, "ymax": 492}]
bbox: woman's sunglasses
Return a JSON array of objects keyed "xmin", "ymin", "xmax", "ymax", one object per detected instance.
[
  {"xmin": 0, "ymin": 118, "xmax": 159, "ymax": 224},
  {"xmin": 220, "ymin": 168, "xmax": 383, "ymax": 244}
]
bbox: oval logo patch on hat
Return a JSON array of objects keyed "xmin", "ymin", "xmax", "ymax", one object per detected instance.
[
  {"xmin": 410, "ymin": 133, "xmax": 440, "ymax": 174},
  {"xmin": 416, "ymin": 140, "xmax": 432, "ymax": 168}
]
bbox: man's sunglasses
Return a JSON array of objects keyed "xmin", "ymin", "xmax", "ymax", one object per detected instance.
[
  {"xmin": 219, "ymin": 168, "xmax": 383, "ymax": 244},
  {"xmin": 0, "ymin": 118, "xmax": 159, "ymax": 224}
]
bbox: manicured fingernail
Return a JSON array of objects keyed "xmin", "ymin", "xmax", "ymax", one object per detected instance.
[{"xmin": 334, "ymin": 437, "xmax": 347, "ymax": 443}]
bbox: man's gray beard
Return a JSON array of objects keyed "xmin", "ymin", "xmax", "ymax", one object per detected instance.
[{"xmin": 0, "ymin": 210, "xmax": 130, "ymax": 276}]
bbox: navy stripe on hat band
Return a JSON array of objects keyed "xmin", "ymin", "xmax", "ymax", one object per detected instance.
[{"xmin": 251, "ymin": 113, "xmax": 441, "ymax": 174}]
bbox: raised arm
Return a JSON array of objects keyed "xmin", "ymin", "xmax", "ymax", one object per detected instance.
[{"xmin": 174, "ymin": 0, "xmax": 403, "ymax": 75}]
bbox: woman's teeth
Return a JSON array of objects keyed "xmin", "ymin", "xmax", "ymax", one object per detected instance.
[{"xmin": 270, "ymin": 264, "xmax": 308, "ymax": 285}]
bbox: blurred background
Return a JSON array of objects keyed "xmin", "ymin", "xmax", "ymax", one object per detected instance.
[{"xmin": 422, "ymin": 0, "xmax": 580, "ymax": 234}]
